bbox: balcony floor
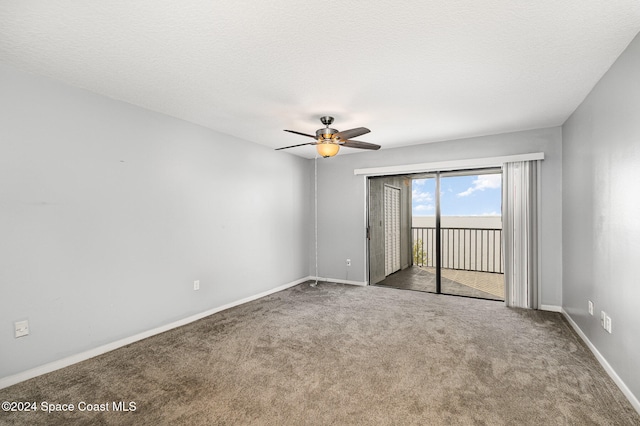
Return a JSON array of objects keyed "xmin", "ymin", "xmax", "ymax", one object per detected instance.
[{"xmin": 375, "ymin": 266, "xmax": 504, "ymax": 301}]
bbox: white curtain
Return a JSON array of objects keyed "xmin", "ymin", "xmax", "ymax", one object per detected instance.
[{"xmin": 502, "ymin": 161, "xmax": 539, "ymax": 309}]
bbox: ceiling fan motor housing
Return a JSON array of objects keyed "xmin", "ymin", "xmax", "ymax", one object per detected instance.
[{"xmin": 316, "ymin": 127, "xmax": 339, "ymax": 141}]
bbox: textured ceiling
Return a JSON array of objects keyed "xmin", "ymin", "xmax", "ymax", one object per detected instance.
[{"xmin": 2, "ymin": 1, "xmax": 640, "ymax": 158}]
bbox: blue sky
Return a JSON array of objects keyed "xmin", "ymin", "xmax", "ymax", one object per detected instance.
[{"xmin": 412, "ymin": 174, "xmax": 502, "ymax": 216}]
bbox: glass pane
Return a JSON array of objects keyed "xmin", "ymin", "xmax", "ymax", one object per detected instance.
[
  {"xmin": 439, "ymin": 173, "xmax": 504, "ymax": 301},
  {"xmin": 401, "ymin": 176, "xmax": 437, "ymax": 293}
]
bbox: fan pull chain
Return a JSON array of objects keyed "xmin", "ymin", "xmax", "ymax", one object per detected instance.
[{"xmin": 312, "ymin": 153, "xmax": 318, "ymax": 287}]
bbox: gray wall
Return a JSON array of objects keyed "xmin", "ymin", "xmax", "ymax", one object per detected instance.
[
  {"xmin": 314, "ymin": 127, "xmax": 563, "ymax": 307},
  {"xmin": 0, "ymin": 63, "xmax": 311, "ymax": 379},
  {"xmin": 562, "ymin": 33, "xmax": 640, "ymax": 400}
]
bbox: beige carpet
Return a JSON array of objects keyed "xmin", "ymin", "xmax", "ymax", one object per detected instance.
[{"xmin": 1, "ymin": 282, "xmax": 638, "ymax": 425}]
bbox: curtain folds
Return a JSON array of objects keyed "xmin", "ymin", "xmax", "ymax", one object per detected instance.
[{"xmin": 502, "ymin": 161, "xmax": 539, "ymax": 309}]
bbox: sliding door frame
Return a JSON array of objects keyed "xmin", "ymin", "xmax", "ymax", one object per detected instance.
[
  {"xmin": 435, "ymin": 172, "xmax": 442, "ymax": 294},
  {"xmin": 358, "ymin": 152, "xmax": 545, "ymax": 287}
]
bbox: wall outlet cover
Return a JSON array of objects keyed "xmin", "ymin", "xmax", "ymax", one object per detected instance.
[{"xmin": 15, "ymin": 320, "xmax": 29, "ymax": 338}]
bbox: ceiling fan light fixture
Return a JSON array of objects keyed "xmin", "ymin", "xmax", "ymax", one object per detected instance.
[{"xmin": 316, "ymin": 142, "xmax": 340, "ymax": 158}]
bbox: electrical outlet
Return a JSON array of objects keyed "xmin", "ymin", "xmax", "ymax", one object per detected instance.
[
  {"xmin": 588, "ymin": 300, "xmax": 594, "ymax": 315},
  {"xmin": 605, "ymin": 315, "xmax": 612, "ymax": 333},
  {"xmin": 600, "ymin": 311, "xmax": 606, "ymax": 328},
  {"xmin": 193, "ymin": 280, "xmax": 200, "ymax": 291},
  {"xmin": 346, "ymin": 259, "xmax": 351, "ymax": 267},
  {"xmin": 15, "ymin": 320, "xmax": 29, "ymax": 338}
]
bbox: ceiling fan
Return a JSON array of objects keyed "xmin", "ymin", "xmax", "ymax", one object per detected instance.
[{"xmin": 276, "ymin": 116, "xmax": 381, "ymax": 157}]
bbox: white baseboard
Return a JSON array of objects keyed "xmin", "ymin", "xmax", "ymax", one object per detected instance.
[
  {"xmin": 540, "ymin": 304, "xmax": 562, "ymax": 312},
  {"xmin": 561, "ymin": 308, "xmax": 640, "ymax": 414},
  {"xmin": 310, "ymin": 276, "xmax": 367, "ymax": 286},
  {"xmin": 0, "ymin": 277, "xmax": 310, "ymax": 390}
]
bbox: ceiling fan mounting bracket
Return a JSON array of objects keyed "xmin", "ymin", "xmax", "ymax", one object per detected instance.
[{"xmin": 320, "ymin": 116, "xmax": 334, "ymax": 126}]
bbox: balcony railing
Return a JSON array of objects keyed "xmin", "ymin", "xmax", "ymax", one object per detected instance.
[{"xmin": 412, "ymin": 227, "xmax": 503, "ymax": 274}]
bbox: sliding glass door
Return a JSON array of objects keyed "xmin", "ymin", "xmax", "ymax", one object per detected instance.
[{"xmin": 371, "ymin": 168, "xmax": 504, "ymax": 301}]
